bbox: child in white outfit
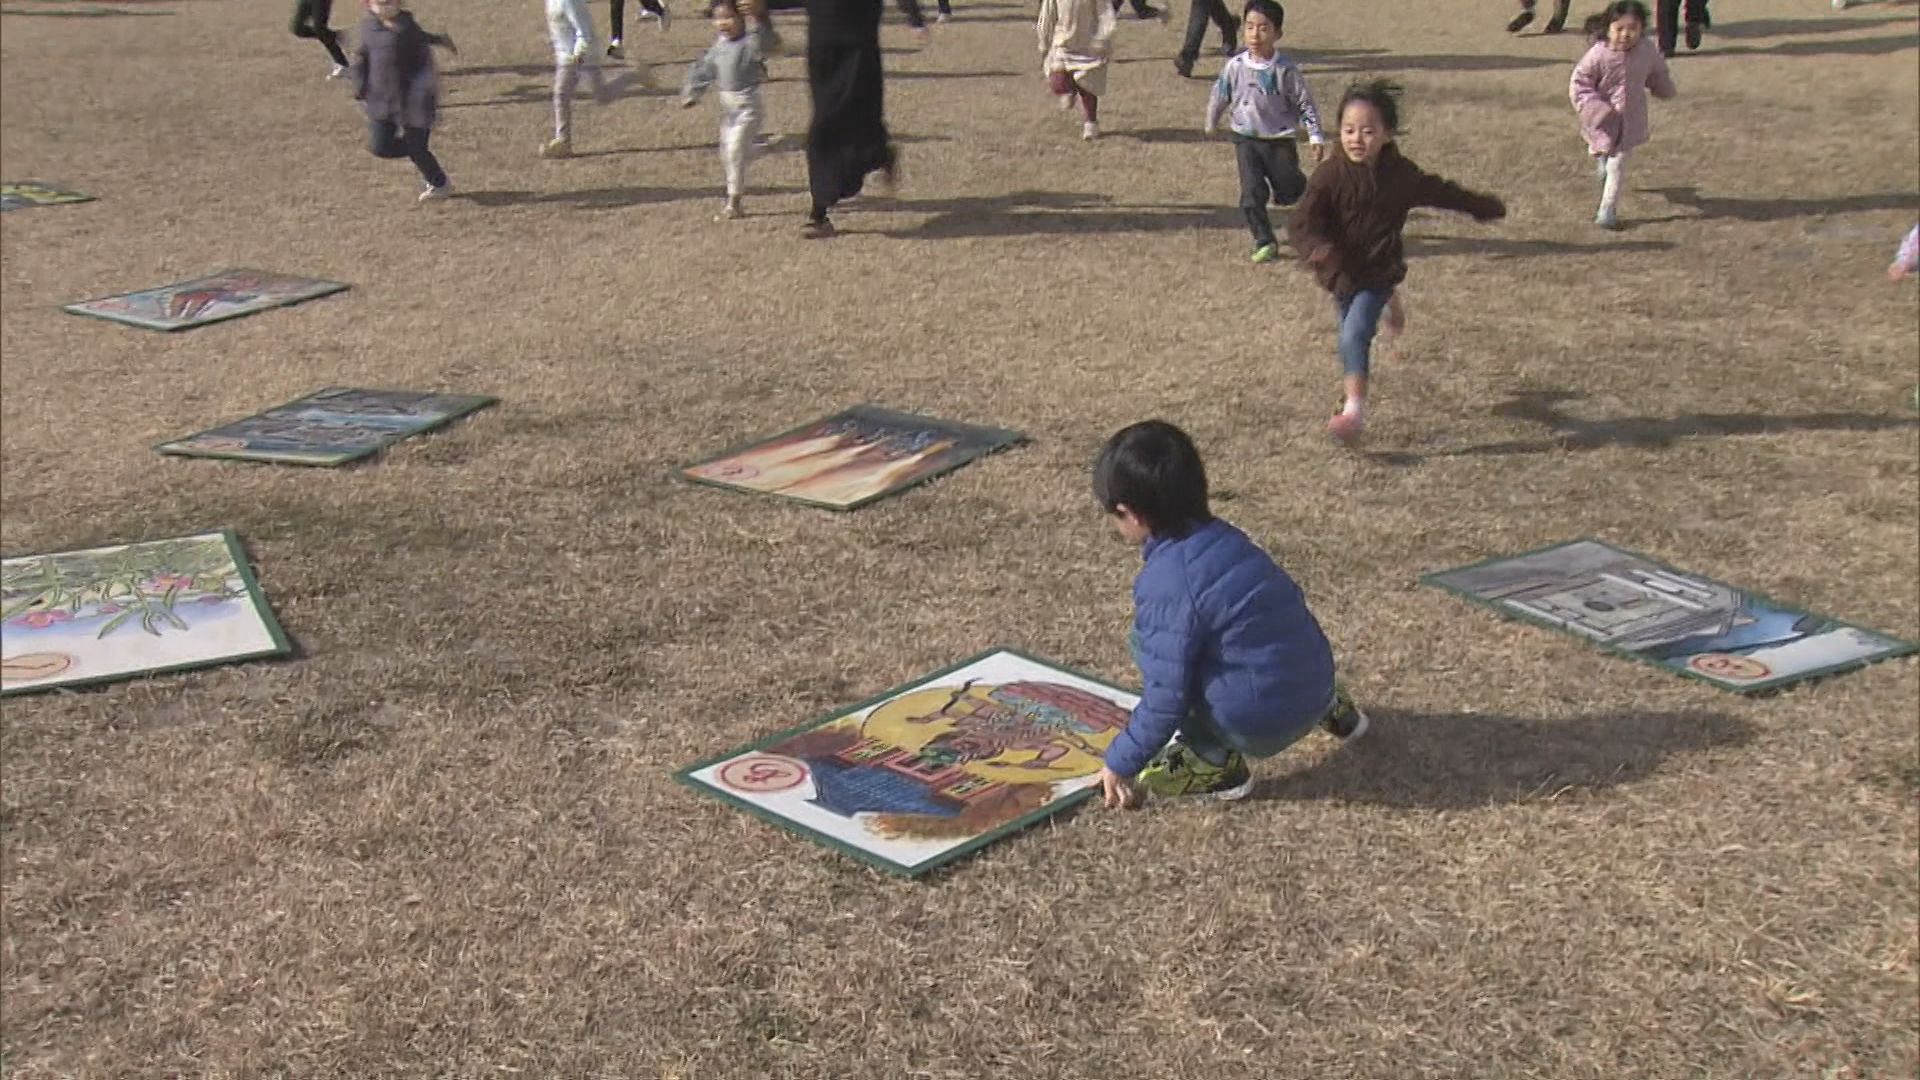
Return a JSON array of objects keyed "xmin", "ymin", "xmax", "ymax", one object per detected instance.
[
  {"xmin": 544, "ymin": 0, "xmax": 615, "ymax": 158},
  {"xmin": 682, "ymin": 0, "xmax": 769, "ymax": 219}
]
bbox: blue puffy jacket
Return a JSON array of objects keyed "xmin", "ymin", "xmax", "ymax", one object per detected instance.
[{"xmin": 1105, "ymin": 518, "xmax": 1337, "ymax": 778}]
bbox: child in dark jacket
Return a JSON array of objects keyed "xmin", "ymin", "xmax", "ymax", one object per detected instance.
[
  {"xmin": 352, "ymin": 0, "xmax": 451, "ymax": 201},
  {"xmin": 1288, "ymin": 79, "xmax": 1505, "ymax": 444},
  {"xmin": 1091, "ymin": 421, "xmax": 1367, "ymax": 809}
]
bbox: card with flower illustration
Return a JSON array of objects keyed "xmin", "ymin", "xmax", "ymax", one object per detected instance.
[{"xmin": 1, "ymin": 531, "xmax": 290, "ymax": 696}]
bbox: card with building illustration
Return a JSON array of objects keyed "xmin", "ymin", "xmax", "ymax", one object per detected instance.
[
  {"xmin": 1424, "ymin": 539, "xmax": 1917, "ymax": 693},
  {"xmin": 63, "ymin": 269, "xmax": 348, "ymax": 331},
  {"xmin": 1, "ymin": 531, "xmax": 290, "ymax": 696},
  {"xmin": 0, "ymin": 181, "xmax": 94, "ymax": 211},
  {"xmin": 677, "ymin": 649, "xmax": 1138, "ymax": 877},
  {"xmin": 157, "ymin": 387, "xmax": 497, "ymax": 467},
  {"xmin": 681, "ymin": 405, "xmax": 1026, "ymax": 510}
]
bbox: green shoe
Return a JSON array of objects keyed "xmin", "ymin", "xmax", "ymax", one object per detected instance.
[
  {"xmin": 1318, "ymin": 684, "xmax": 1370, "ymax": 741},
  {"xmin": 1138, "ymin": 744, "xmax": 1253, "ymax": 801},
  {"xmin": 1250, "ymin": 243, "xmax": 1279, "ymax": 264}
]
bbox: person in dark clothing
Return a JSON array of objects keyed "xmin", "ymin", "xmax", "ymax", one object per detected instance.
[
  {"xmin": 1653, "ymin": 0, "xmax": 1708, "ymax": 55},
  {"xmin": 1505, "ymin": 0, "xmax": 1573, "ymax": 34},
  {"xmin": 800, "ymin": 0, "xmax": 926, "ymax": 238},
  {"xmin": 608, "ymin": 0, "xmax": 672, "ymax": 58},
  {"xmin": 353, "ymin": 0, "xmax": 451, "ymax": 201},
  {"xmin": 292, "ymin": 0, "xmax": 352, "ymax": 75},
  {"xmin": 1110, "ymin": 0, "xmax": 1165, "ymax": 23},
  {"xmin": 1173, "ymin": 0, "xmax": 1238, "ymax": 79}
]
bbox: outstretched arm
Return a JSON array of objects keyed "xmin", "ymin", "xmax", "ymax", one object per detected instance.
[
  {"xmin": 1647, "ymin": 49, "xmax": 1677, "ymax": 99},
  {"xmin": 682, "ymin": 49, "xmax": 716, "ymax": 103},
  {"xmin": 1412, "ymin": 165, "xmax": 1506, "ymax": 222},
  {"xmin": 1203, "ymin": 63, "xmax": 1232, "ymax": 132},
  {"xmin": 1103, "ymin": 592, "xmax": 1202, "ymax": 781}
]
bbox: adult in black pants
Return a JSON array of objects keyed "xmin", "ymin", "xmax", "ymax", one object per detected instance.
[
  {"xmin": 1655, "ymin": 0, "xmax": 1709, "ymax": 55},
  {"xmin": 608, "ymin": 0, "xmax": 672, "ymax": 56},
  {"xmin": 1174, "ymin": 0, "xmax": 1237, "ymax": 79},
  {"xmin": 1110, "ymin": 0, "xmax": 1166, "ymax": 23},
  {"xmin": 292, "ymin": 0, "xmax": 350, "ymax": 72},
  {"xmin": 801, "ymin": 0, "xmax": 926, "ymax": 237}
]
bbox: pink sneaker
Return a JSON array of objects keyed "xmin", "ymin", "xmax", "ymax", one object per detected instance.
[{"xmin": 1326, "ymin": 411, "xmax": 1367, "ymax": 444}]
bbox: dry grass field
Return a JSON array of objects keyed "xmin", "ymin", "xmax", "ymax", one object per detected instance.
[{"xmin": 3, "ymin": 0, "xmax": 1918, "ymax": 1073}]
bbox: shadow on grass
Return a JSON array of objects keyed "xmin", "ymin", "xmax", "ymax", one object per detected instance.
[
  {"xmin": 1712, "ymin": 13, "xmax": 1914, "ymax": 37},
  {"xmin": 871, "ymin": 189, "xmax": 1234, "ymax": 238},
  {"xmin": 1251, "ymin": 706, "xmax": 1755, "ymax": 809},
  {"xmin": 1408, "ymin": 234, "xmax": 1676, "ymax": 259},
  {"xmin": 0, "ymin": 4, "xmax": 171, "ymax": 15},
  {"xmin": 1125, "ymin": 127, "xmax": 1215, "ymax": 144},
  {"xmin": 1694, "ymin": 31, "xmax": 1920, "ymax": 57},
  {"xmin": 1362, "ymin": 388, "xmax": 1920, "ymax": 465},
  {"xmin": 1643, "ymin": 185, "xmax": 1920, "ymax": 223},
  {"xmin": 459, "ymin": 184, "xmax": 806, "ymax": 209}
]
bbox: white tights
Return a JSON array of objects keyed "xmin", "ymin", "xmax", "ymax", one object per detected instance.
[{"xmin": 1597, "ymin": 151, "xmax": 1628, "ymax": 217}]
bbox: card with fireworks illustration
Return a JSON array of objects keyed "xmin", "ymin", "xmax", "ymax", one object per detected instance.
[{"xmin": 681, "ymin": 406, "xmax": 1026, "ymax": 510}]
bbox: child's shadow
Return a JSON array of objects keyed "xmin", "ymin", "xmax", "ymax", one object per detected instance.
[
  {"xmin": 460, "ymin": 183, "xmax": 806, "ymax": 210},
  {"xmin": 1642, "ymin": 185, "xmax": 1919, "ymax": 223},
  {"xmin": 1249, "ymin": 706, "xmax": 1753, "ymax": 810}
]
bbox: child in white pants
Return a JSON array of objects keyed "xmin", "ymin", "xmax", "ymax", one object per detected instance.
[
  {"xmin": 682, "ymin": 0, "xmax": 769, "ymax": 219},
  {"xmin": 544, "ymin": 0, "xmax": 614, "ymax": 158}
]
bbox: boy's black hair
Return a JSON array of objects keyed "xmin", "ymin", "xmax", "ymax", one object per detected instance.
[
  {"xmin": 1242, "ymin": 0, "xmax": 1283, "ymax": 31},
  {"xmin": 1337, "ymin": 78, "xmax": 1404, "ymax": 134},
  {"xmin": 1091, "ymin": 420, "xmax": 1212, "ymax": 537},
  {"xmin": 1583, "ymin": 0, "xmax": 1650, "ymax": 40}
]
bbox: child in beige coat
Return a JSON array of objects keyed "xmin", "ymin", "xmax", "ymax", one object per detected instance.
[{"xmin": 1038, "ymin": 0, "xmax": 1115, "ymax": 140}]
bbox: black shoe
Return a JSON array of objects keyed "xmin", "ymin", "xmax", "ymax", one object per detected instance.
[
  {"xmin": 1542, "ymin": 14, "xmax": 1565, "ymax": 32},
  {"xmin": 1173, "ymin": 56, "xmax": 1194, "ymax": 78},
  {"xmin": 1684, "ymin": 20, "xmax": 1702, "ymax": 48},
  {"xmin": 1506, "ymin": 8, "xmax": 1535, "ymax": 31}
]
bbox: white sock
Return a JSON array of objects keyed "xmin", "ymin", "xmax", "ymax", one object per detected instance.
[
  {"xmin": 1599, "ymin": 153, "xmax": 1626, "ymax": 215},
  {"xmin": 1342, "ymin": 398, "xmax": 1367, "ymax": 419}
]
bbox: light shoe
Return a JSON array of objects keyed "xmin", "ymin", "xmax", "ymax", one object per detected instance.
[
  {"xmin": 607, "ymin": 39, "xmax": 625, "ymax": 59},
  {"xmin": 541, "ymin": 137, "xmax": 574, "ymax": 159},
  {"xmin": 1326, "ymin": 410, "xmax": 1367, "ymax": 444},
  {"xmin": 716, "ymin": 198, "xmax": 743, "ymax": 220},
  {"xmin": 418, "ymin": 182, "xmax": 453, "ymax": 202},
  {"xmin": 1250, "ymin": 243, "xmax": 1278, "ymax": 264},
  {"xmin": 1082, "ymin": 120, "xmax": 1099, "ymax": 140},
  {"xmin": 328, "ymin": 63, "xmax": 350, "ymax": 79},
  {"xmin": 1595, "ymin": 207, "xmax": 1620, "ymax": 230}
]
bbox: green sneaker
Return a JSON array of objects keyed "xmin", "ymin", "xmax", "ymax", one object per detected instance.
[
  {"xmin": 1318, "ymin": 685, "xmax": 1370, "ymax": 741},
  {"xmin": 1137, "ymin": 744, "xmax": 1253, "ymax": 801},
  {"xmin": 1250, "ymin": 243, "xmax": 1279, "ymax": 264}
]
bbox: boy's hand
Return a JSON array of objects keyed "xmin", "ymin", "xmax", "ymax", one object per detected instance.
[
  {"xmin": 1309, "ymin": 142, "xmax": 1325, "ymax": 165},
  {"xmin": 1096, "ymin": 766, "xmax": 1141, "ymax": 810}
]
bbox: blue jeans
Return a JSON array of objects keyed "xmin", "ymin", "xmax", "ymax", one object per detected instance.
[{"xmin": 1335, "ymin": 287, "xmax": 1394, "ymax": 379}]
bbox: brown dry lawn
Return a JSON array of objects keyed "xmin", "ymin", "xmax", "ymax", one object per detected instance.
[{"xmin": 3, "ymin": 0, "xmax": 1918, "ymax": 1074}]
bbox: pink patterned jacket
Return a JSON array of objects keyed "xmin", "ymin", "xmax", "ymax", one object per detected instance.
[{"xmin": 1570, "ymin": 37, "xmax": 1676, "ymax": 156}]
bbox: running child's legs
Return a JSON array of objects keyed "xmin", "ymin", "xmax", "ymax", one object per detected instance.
[
  {"xmin": 1232, "ymin": 136, "xmax": 1304, "ymax": 251},
  {"xmin": 1045, "ymin": 70, "xmax": 1097, "ymax": 122},
  {"xmin": 1176, "ymin": 0, "xmax": 1235, "ymax": 68},
  {"xmin": 552, "ymin": 59, "xmax": 608, "ymax": 141},
  {"xmin": 291, "ymin": 0, "xmax": 349, "ymax": 67},
  {"xmin": 718, "ymin": 89, "xmax": 765, "ymax": 197},
  {"xmin": 1597, "ymin": 150, "xmax": 1628, "ymax": 223},
  {"xmin": 1335, "ymin": 287, "xmax": 1393, "ymax": 409},
  {"xmin": 368, "ymin": 120, "xmax": 448, "ymax": 188}
]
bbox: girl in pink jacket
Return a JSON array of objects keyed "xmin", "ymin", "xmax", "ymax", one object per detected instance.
[{"xmin": 1570, "ymin": 0, "xmax": 1675, "ymax": 230}]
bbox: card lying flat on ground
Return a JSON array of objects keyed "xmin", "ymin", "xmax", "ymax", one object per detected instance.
[
  {"xmin": 158, "ymin": 387, "xmax": 496, "ymax": 466},
  {"xmin": 1, "ymin": 181, "xmax": 94, "ymax": 211},
  {"xmin": 2, "ymin": 530, "xmax": 290, "ymax": 696},
  {"xmin": 681, "ymin": 405, "xmax": 1026, "ymax": 510},
  {"xmin": 678, "ymin": 649, "xmax": 1138, "ymax": 877},
  {"xmin": 64, "ymin": 269, "xmax": 348, "ymax": 331},
  {"xmin": 1423, "ymin": 538, "xmax": 1917, "ymax": 694}
]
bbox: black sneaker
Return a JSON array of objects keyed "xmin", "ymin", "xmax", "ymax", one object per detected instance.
[
  {"xmin": 1506, "ymin": 8, "xmax": 1535, "ymax": 32},
  {"xmin": 1173, "ymin": 56, "xmax": 1195, "ymax": 78},
  {"xmin": 1684, "ymin": 20, "xmax": 1702, "ymax": 49},
  {"xmin": 1319, "ymin": 686, "xmax": 1370, "ymax": 741}
]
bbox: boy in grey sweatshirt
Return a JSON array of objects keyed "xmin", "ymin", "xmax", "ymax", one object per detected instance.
[
  {"xmin": 1203, "ymin": 0, "xmax": 1322, "ymax": 263},
  {"xmin": 682, "ymin": 0, "xmax": 770, "ymax": 220}
]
